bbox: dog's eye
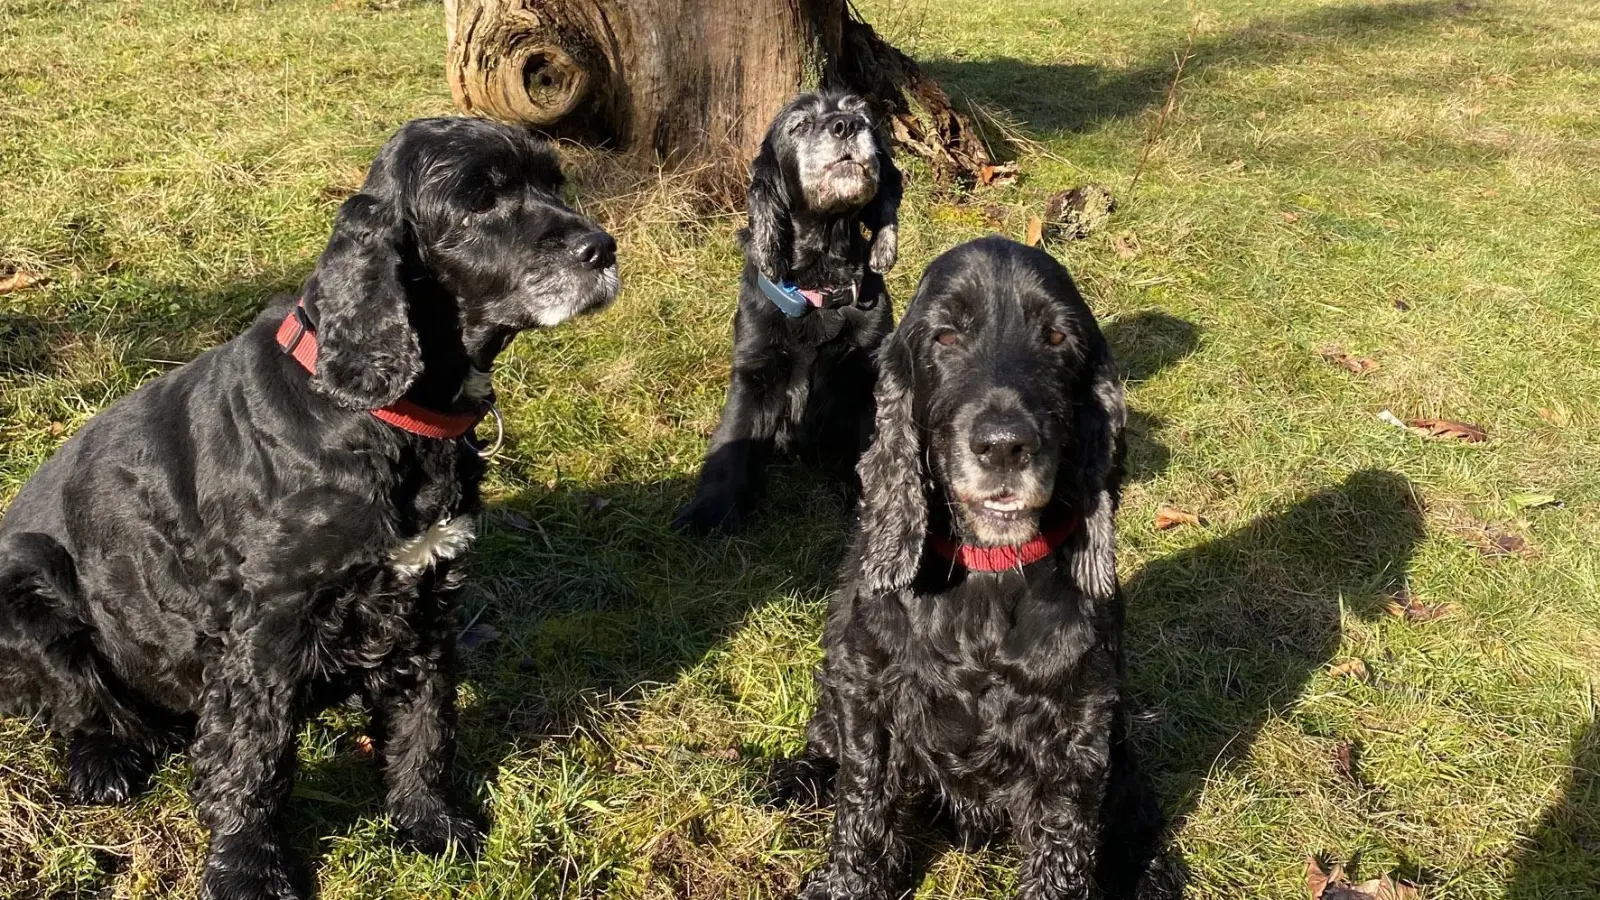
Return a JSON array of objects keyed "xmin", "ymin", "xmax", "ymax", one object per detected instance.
[
  {"xmin": 1046, "ymin": 328, "xmax": 1068, "ymax": 346},
  {"xmin": 935, "ymin": 329, "xmax": 961, "ymax": 347}
]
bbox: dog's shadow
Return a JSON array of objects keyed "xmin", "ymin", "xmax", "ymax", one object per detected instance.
[
  {"xmin": 1123, "ymin": 469, "xmax": 1425, "ymax": 862},
  {"xmin": 1102, "ymin": 310, "xmax": 1201, "ymax": 485},
  {"xmin": 1503, "ymin": 719, "xmax": 1600, "ymax": 898}
]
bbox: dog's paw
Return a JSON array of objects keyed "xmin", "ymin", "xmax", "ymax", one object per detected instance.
[
  {"xmin": 65, "ymin": 733, "xmax": 154, "ymax": 806},
  {"xmin": 869, "ymin": 224, "xmax": 898, "ymax": 274},
  {"xmin": 798, "ymin": 869, "xmax": 890, "ymax": 900},
  {"xmin": 671, "ymin": 497, "xmax": 743, "ymax": 536},
  {"xmin": 765, "ymin": 754, "xmax": 837, "ymax": 808},
  {"xmin": 200, "ymin": 841, "xmax": 306, "ymax": 900},
  {"xmin": 396, "ymin": 808, "xmax": 486, "ymax": 858}
]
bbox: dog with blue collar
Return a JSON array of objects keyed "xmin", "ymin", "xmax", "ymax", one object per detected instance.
[{"xmin": 674, "ymin": 91, "xmax": 902, "ymax": 535}]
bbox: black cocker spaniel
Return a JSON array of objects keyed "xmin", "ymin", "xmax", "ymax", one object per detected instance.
[
  {"xmin": 0, "ymin": 117, "xmax": 618, "ymax": 900},
  {"xmin": 674, "ymin": 91, "xmax": 902, "ymax": 535},
  {"xmin": 774, "ymin": 237, "xmax": 1182, "ymax": 900}
]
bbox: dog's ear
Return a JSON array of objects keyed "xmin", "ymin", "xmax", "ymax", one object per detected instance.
[
  {"xmin": 856, "ymin": 332, "xmax": 926, "ymax": 595},
  {"xmin": 740, "ymin": 140, "xmax": 792, "ymax": 281},
  {"xmin": 308, "ymin": 192, "xmax": 422, "ymax": 410},
  {"xmin": 1067, "ymin": 333, "xmax": 1127, "ymax": 601}
]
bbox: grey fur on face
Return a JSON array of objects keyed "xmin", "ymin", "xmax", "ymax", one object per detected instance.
[
  {"xmin": 777, "ymin": 93, "xmax": 882, "ymax": 214},
  {"xmin": 932, "ymin": 390, "xmax": 1061, "ymax": 547}
]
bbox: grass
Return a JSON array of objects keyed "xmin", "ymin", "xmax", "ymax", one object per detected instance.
[{"xmin": 1, "ymin": 0, "xmax": 1598, "ymax": 896}]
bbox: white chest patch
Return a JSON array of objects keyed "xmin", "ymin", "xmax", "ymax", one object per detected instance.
[{"xmin": 391, "ymin": 516, "xmax": 476, "ymax": 575}]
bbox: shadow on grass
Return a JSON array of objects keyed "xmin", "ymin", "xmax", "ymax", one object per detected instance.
[
  {"xmin": 927, "ymin": 0, "xmax": 1488, "ymax": 141},
  {"xmin": 1104, "ymin": 310, "xmax": 1200, "ymax": 484},
  {"xmin": 1505, "ymin": 721, "xmax": 1600, "ymax": 899},
  {"xmin": 1122, "ymin": 470, "xmax": 1424, "ymax": 853}
]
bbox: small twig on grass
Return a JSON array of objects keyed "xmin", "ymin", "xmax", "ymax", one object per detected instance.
[{"xmin": 1128, "ymin": 25, "xmax": 1198, "ymax": 198}]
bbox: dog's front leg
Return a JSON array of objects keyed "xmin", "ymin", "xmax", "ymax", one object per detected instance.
[
  {"xmin": 190, "ymin": 625, "xmax": 308, "ymax": 900},
  {"xmin": 673, "ymin": 361, "xmax": 784, "ymax": 535},
  {"xmin": 800, "ymin": 696, "xmax": 904, "ymax": 900},
  {"xmin": 1014, "ymin": 779, "xmax": 1108, "ymax": 900},
  {"xmin": 367, "ymin": 623, "xmax": 483, "ymax": 857}
]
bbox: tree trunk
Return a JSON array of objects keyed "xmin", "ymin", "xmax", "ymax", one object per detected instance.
[{"xmin": 444, "ymin": 0, "xmax": 990, "ymax": 186}]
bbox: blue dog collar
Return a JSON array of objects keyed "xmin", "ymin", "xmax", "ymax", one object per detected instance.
[
  {"xmin": 758, "ymin": 273, "xmax": 817, "ymax": 318},
  {"xmin": 757, "ymin": 273, "xmax": 859, "ymax": 318}
]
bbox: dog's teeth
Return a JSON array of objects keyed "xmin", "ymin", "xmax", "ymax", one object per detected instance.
[{"xmin": 982, "ymin": 498, "xmax": 1025, "ymax": 512}]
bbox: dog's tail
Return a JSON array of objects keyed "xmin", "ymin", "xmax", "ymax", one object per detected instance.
[
  {"xmin": 1097, "ymin": 725, "xmax": 1188, "ymax": 900},
  {"xmin": 0, "ymin": 531, "xmax": 139, "ymax": 734}
]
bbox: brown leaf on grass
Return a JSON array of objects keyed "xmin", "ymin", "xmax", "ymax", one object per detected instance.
[
  {"xmin": 0, "ymin": 270, "xmax": 47, "ymax": 295},
  {"xmin": 1280, "ymin": 210, "xmax": 1302, "ymax": 223},
  {"xmin": 1307, "ymin": 857, "xmax": 1419, "ymax": 900},
  {"xmin": 1456, "ymin": 522, "xmax": 1533, "ymax": 560},
  {"xmin": 352, "ymin": 734, "xmax": 375, "ymax": 758},
  {"xmin": 48, "ymin": 422, "xmax": 66, "ymax": 436},
  {"xmin": 1112, "ymin": 231, "xmax": 1142, "ymax": 259},
  {"xmin": 1536, "ymin": 406, "xmax": 1567, "ymax": 427},
  {"xmin": 1332, "ymin": 741, "xmax": 1358, "ymax": 783},
  {"xmin": 978, "ymin": 162, "xmax": 1019, "ymax": 187},
  {"xmin": 1328, "ymin": 658, "xmax": 1369, "ymax": 681},
  {"xmin": 1025, "ymin": 216, "xmax": 1044, "ymax": 247},
  {"xmin": 1318, "ymin": 345, "xmax": 1380, "ymax": 375},
  {"xmin": 1042, "ymin": 184, "xmax": 1116, "ymax": 241},
  {"xmin": 1384, "ymin": 587, "xmax": 1458, "ymax": 622},
  {"xmin": 1153, "ymin": 506, "xmax": 1204, "ymax": 530},
  {"xmin": 1406, "ymin": 418, "xmax": 1487, "ymax": 443}
]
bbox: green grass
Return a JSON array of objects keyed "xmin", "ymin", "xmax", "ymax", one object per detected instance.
[{"xmin": 2, "ymin": 0, "xmax": 1598, "ymax": 896}]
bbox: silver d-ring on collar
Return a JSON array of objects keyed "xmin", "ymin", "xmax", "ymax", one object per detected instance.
[{"xmin": 463, "ymin": 404, "xmax": 505, "ymax": 459}]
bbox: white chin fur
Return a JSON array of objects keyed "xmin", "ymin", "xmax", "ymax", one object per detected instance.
[{"xmin": 533, "ymin": 265, "xmax": 620, "ymax": 327}]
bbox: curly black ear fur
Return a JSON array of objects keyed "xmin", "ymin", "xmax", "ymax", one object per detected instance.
[
  {"xmin": 738, "ymin": 140, "xmax": 792, "ymax": 281},
  {"xmin": 856, "ymin": 332, "xmax": 925, "ymax": 595},
  {"xmin": 1067, "ymin": 332, "xmax": 1127, "ymax": 602},
  {"xmin": 308, "ymin": 192, "xmax": 421, "ymax": 410}
]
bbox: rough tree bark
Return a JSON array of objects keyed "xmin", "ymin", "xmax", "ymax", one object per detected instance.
[{"xmin": 444, "ymin": 0, "xmax": 991, "ymax": 185}]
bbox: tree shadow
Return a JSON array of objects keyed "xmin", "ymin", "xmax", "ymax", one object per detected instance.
[
  {"xmin": 1504, "ymin": 720, "xmax": 1600, "ymax": 899},
  {"xmin": 1103, "ymin": 310, "xmax": 1201, "ymax": 484},
  {"xmin": 926, "ymin": 0, "xmax": 1489, "ymax": 140},
  {"xmin": 1121, "ymin": 470, "xmax": 1425, "ymax": 842}
]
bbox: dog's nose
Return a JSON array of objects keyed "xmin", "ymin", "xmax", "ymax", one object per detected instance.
[
  {"xmin": 970, "ymin": 409, "xmax": 1040, "ymax": 471},
  {"xmin": 828, "ymin": 115, "xmax": 859, "ymax": 139},
  {"xmin": 571, "ymin": 231, "xmax": 617, "ymax": 270}
]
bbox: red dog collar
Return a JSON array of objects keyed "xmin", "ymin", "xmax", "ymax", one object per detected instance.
[
  {"xmin": 929, "ymin": 518, "xmax": 1078, "ymax": 572},
  {"xmin": 275, "ymin": 300, "xmax": 488, "ymax": 441}
]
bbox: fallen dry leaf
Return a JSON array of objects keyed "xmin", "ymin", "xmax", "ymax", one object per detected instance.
[
  {"xmin": 1042, "ymin": 183, "xmax": 1116, "ymax": 241},
  {"xmin": 0, "ymin": 270, "xmax": 47, "ymax": 295},
  {"xmin": 352, "ymin": 734, "xmax": 375, "ymax": 758},
  {"xmin": 1319, "ymin": 345, "xmax": 1380, "ymax": 375},
  {"xmin": 1328, "ymin": 659, "xmax": 1370, "ymax": 681},
  {"xmin": 1455, "ymin": 522, "xmax": 1532, "ymax": 560},
  {"xmin": 1281, "ymin": 210, "xmax": 1302, "ymax": 223},
  {"xmin": 1307, "ymin": 857, "xmax": 1419, "ymax": 900},
  {"xmin": 1112, "ymin": 231, "xmax": 1142, "ymax": 259},
  {"xmin": 1385, "ymin": 588, "xmax": 1457, "ymax": 622},
  {"xmin": 1332, "ymin": 741, "xmax": 1358, "ymax": 783},
  {"xmin": 1025, "ymin": 216, "xmax": 1044, "ymax": 247},
  {"xmin": 1153, "ymin": 505, "xmax": 1204, "ymax": 530},
  {"xmin": 1536, "ymin": 406, "xmax": 1567, "ymax": 427},
  {"xmin": 978, "ymin": 162, "xmax": 1019, "ymax": 187},
  {"xmin": 1406, "ymin": 417, "xmax": 1487, "ymax": 443}
]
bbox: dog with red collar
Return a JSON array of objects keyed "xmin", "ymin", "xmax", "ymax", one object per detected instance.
[
  {"xmin": 673, "ymin": 91, "xmax": 901, "ymax": 535},
  {"xmin": 771, "ymin": 237, "xmax": 1183, "ymax": 900},
  {"xmin": 0, "ymin": 118, "xmax": 617, "ymax": 900}
]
